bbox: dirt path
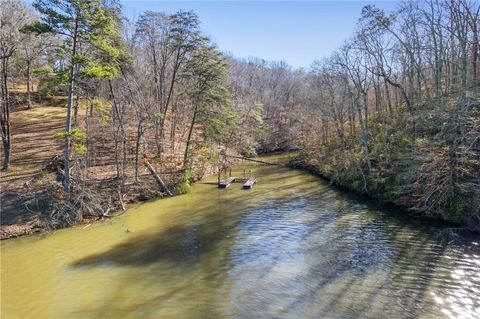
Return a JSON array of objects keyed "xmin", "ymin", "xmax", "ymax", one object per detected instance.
[{"xmin": 1, "ymin": 106, "xmax": 65, "ymax": 238}]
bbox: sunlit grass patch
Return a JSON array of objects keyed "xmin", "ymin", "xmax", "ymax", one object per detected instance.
[{"xmin": 20, "ymin": 106, "xmax": 66, "ymax": 122}]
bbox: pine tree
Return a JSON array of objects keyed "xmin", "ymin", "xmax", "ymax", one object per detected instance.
[
  {"xmin": 24, "ymin": 0, "xmax": 127, "ymax": 191},
  {"xmin": 183, "ymin": 42, "xmax": 235, "ymax": 169}
]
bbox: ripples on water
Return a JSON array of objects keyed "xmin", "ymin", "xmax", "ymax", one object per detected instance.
[
  {"xmin": 1, "ymin": 159, "xmax": 480, "ymax": 319},
  {"xmin": 226, "ymin": 194, "xmax": 480, "ymax": 319}
]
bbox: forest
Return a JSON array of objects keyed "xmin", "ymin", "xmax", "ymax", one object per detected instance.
[{"xmin": 1, "ymin": 0, "xmax": 479, "ymax": 239}]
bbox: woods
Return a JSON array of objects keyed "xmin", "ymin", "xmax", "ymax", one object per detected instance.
[
  {"xmin": 297, "ymin": 1, "xmax": 480, "ymax": 227},
  {"xmin": 0, "ymin": 0, "xmax": 479, "ymax": 237}
]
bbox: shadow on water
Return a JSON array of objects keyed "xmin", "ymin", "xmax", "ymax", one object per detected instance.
[
  {"xmin": 69, "ymin": 198, "xmax": 254, "ymax": 318},
  {"xmin": 71, "ymin": 174, "xmax": 322, "ymax": 269},
  {"xmin": 68, "ymin": 165, "xmax": 480, "ymax": 319},
  {"xmin": 72, "ymin": 209, "xmax": 239, "ymax": 268}
]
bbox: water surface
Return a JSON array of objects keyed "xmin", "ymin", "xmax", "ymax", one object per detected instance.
[{"xmin": 1, "ymin": 155, "xmax": 480, "ymax": 318}]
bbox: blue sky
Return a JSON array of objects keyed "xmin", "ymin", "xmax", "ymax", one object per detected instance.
[
  {"xmin": 122, "ymin": 1, "xmax": 399, "ymax": 69},
  {"xmin": 27, "ymin": 0, "xmax": 399, "ymax": 68}
]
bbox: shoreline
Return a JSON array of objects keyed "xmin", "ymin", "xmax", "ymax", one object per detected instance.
[
  {"xmin": 287, "ymin": 156, "xmax": 480, "ymax": 234},
  {"xmin": 0, "ymin": 158, "xmax": 237, "ymax": 240},
  {"xmin": 2, "ymin": 152, "xmax": 478, "ymax": 241}
]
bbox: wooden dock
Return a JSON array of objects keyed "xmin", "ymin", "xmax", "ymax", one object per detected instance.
[
  {"xmin": 218, "ymin": 177, "xmax": 257, "ymax": 189},
  {"xmin": 242, "ymin": 178, "xmax": 257, "ymax": 189},
  {"xmin": 218, "ymin": 177, "xmax": 236, "ymax": 188}
]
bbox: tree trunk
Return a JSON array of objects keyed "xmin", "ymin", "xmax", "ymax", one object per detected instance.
[
  {"xmin": 358, "ymin": 95, "xmax": 372, "ymax": 172},
  {"xmin": 171, "ymin": 99, "xmax": 177, "ymax": 154},
  {"xmin": 471, "ymin": 22, "xmax": 478, "ymax": 97},
  {"xmin": 384, "ymin": 79, "xmax": 393, "ymax": 114},
  {"xmin": 26, "ymin": 59, "xmax": 32, "ymax": 109},
  {"xmin": 73, "ymin": 94, "xmax": 79, "ymax": 127},
  {"xmin": 363, "ymin": 92, "xmax": 369, "ymax": 131},
  {"xmin": 63, "ymin": 14, "xmax": 80, "ymax": 192},
  {"xmin": 109, "ymin": 80, "xmax": 124, "ymax": 180},
  {"xmin": 183, "ymin": 104, "xmax": 198, "ymax": 169},
  {"xmin": 134, "ymin": 124, "xmax": 142, "ymax": 182},
  {"xmin": 1, "ymin": 57, "xmax": 11, "ymax": 170},
  {"xmin": 159, "ymin": 51, "xmax": 182, "ymax": 151},
  {"xmin": 459, "ymin": 42, "xmax": 468, "ymax": 138},
  {"xmin": 145, "ymin": 159, "xmax": 172, "ymax": 195}
]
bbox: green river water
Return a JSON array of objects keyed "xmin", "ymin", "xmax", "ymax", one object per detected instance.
[{"xmin": 1, "ymin": 154, "xmax": 479, "ymax": 318}]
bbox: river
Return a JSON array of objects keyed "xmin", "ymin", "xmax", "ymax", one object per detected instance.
[{"xmin": 1, "ymin": 154, "xmax": 479, "ymax": 318}]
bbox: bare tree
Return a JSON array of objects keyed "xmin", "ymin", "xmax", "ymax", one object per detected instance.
[{"xmin": 0, "ymin": 0, "xmax": 27, "ymax": 170}]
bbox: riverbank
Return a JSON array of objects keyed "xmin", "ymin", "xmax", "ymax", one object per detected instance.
[
  {"xmin": 288, "ymin": 152, "xmax": 480, "ymax": 232},
  {"xmin": 0, "ymin": 150, "xmax": 287, "ymax": 240},
  {"xmin": 0, "ymin": 155, "xmax": 232, "ymax": 239},
  {"xmin": 3, "ymin": 146, "xmax": 475, "ymax": 239},
  {"xmin": 0, "ymin": 103, "xmax": 237, "ymax": 240},
  {"xmin": 1, "ymin": 164, "xmax": 220, "ymax": 239},
  {"xmin": 0, "ymin": 165, "xmax": 178, "ymax": 239}
]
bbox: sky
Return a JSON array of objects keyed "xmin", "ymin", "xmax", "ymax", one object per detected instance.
[{"xmin": 121, "ymin": 1, "xmax": 399, "ymax": 69}]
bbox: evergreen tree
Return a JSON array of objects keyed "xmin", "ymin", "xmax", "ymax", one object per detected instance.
[
  {"xmin": 183, "ymin": 41, "xmax": 235, "ymax": 168},
  {"xmin": 24, "ymin": 0, "xmax": 126, "ymax": 191}
]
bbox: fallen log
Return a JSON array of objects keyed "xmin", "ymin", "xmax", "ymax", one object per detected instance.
[{"xmin": 144, "ymin": 160, "xmax": 173, "ymax": 196}]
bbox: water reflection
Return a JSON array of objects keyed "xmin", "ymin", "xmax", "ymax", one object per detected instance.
[{"xmin": 1, "ymin": 158, "xmax": 479, "ymax": 318}]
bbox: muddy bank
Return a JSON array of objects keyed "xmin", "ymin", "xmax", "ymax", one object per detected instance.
[{"xmin": 1, "ymin": 172, "xmax": 180, "ymax": 240}]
